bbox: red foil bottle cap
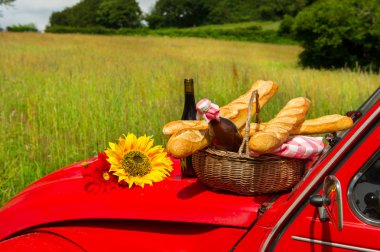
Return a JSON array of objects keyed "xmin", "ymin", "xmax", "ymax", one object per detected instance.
[{"xmin": 196, "ymin": 98, "xmax": 220, "ymax": 122}]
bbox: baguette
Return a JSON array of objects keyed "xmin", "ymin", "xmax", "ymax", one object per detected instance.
[
  {"xmin": 163, "ymin": 80, "xmax": 279, "ymax": 136},
  {"xmin": 241, "ymin": 114, "xmax": 353, "ymax": 136},
  {"xmin": 163, "ymin": 120, "xmax": 208, "ymax": 136},
  {"xmin": 166, "ymin": 80, "xmax": 279, "ymax": 158},
  {"xmin": 290, "ymin": 114, "xmax": 353, "ymax": 135},
  {"xmin": 248, "ymin": 97, "xmax": 310, "ymax": 153},
  {"xmin": 166, "ymin": 129, "xmax": 209, "ymax": 159},
  {"xmin": 219, "ymin": 80, "xmax": 278, "ymax": 129}
]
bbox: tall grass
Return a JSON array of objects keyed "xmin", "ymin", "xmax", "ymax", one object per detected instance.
[{"xmin": 0, "ymin": 32, "xmax": 378, "ymax": 205}]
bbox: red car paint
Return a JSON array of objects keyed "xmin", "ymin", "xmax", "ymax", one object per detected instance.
[
  {"xmin": 0, "ymin": 157, "xmax": 271, "ymax": 235},
  {"xmin": 0, "ymin": 232, "xmax": 83, "ymax": 251},
  {"xmin": 0, "ymin": 88, "xmax": 379, "ymax": 251}
]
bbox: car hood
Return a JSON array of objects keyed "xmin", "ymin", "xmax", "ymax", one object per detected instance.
[{"xmin": 0, "ymin": 157, "xmax": 271, "ymax": 240}]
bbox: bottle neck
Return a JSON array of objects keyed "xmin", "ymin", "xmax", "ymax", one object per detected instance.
[
  {"xmin": 184, "ymin": 82, "xmax": 194, "ymax": 94},
  {"xmin": 184, "ymin": 82, "xmax": 195, "ymax": 104}
]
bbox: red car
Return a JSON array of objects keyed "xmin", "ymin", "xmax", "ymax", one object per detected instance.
[{"xmin": 0, "ymin": 88, "xmax": 379, "ymax": 251}]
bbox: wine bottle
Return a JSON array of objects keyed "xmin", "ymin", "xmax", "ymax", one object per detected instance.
[
  {"xmin": 180, "ymin": 78, "xmax": 197, "ymax": 177},
  {"xmin": 196, "ymin": 99, "xmax": 243, "ymax": 152}
]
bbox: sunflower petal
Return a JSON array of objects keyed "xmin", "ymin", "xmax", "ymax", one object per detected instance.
[{"xmin": 109, "ymin": 142, "xmax": 116, "ymax": 150}]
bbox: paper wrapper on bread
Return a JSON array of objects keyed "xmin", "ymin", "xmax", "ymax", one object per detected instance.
[
  {"xmin": 163, "ymin": 80, "xmax": 279, "ymax": 136},
  {"xmin": 248, "ymin": 97, "xmax": 310, "ymax": 153},
  {"xmin": 242, "ymin": 114, "xmax": 354, "ymax": 136},
  {"xmin": 166, "ymin": 80, "xmax": 279, "ymax": 158}
]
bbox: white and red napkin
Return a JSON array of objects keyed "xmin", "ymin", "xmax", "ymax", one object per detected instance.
[{"xmin": 250, "ymin": 136, "xmax": 325, "ymax": 159}]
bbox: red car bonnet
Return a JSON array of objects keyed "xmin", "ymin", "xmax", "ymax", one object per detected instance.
[{"xmin": 0, "ymin": 157, "xmax": 272, "ymax": 241}]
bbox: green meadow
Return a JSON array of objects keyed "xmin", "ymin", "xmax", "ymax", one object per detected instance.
[{"xmin": 0, "ymin": 32, "xmax": 379, "ymax": 205}]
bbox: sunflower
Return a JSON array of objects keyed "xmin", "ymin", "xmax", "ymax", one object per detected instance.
[{"xmin": 105, "ymin": 133, "xmax": 173, "ymax": 188}]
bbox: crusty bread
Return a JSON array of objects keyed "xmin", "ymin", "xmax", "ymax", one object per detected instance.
[
  {"xmin": 165, "ymin": 80, "xmax": 279, "ymax": 158},
  {"xmin": 163, "ymin": 120, "xmax": 208, "ymax": 136},
  {"xmin": 248, "ymin": 97, "xmax": 310, "ymax": 153},
  {"xmin": 166, "ymin": 129, "xmax": 209, "ymax": 159},
  {"xmin": 163, "ymin": 80, "xmax": 279, "ymax": 137},
  {"xmin": 240, "ymin": 123, "xmax": 266, "ymax": 136},
  {"xmin": 290, "ymin": 114, "xmax": 353, "ymax": 135},
  {"xmin": 219, "ymin": 80, "xmax": 279, "ymax": 129},
  {"xmin": 241, "ymin": 114, "xmax": 353, "ymax": 136}
]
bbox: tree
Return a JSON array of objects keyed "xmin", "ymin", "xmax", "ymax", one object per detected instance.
[
  {"xmin": 50, "ymin": 9, "xmax": 71, "ymax": 26},
  {"xmin": 70, "ymin": 0, "xmax": 103, "ymax": 27},
  {"xmin": 146, "ymin": 0, "xmax": 212, "ymax": 28},
  {"xmin": 257, "ymin": 0, "xmax": 309, "ymax": 20},
  {"xmin": 278, "ymin": 14, "xmax": 295, "ymax": 37},
  {"xmin": 146, "ymin": 0, "xmax": 313, "ymax": 28},
  {"xmin": 0, "ymin": 0, "xmax": 14, "ymax": 5},
  {"xmin": 207, "ymin": 0, "xmax": 257, "ymax": 24},
  {"xmin": 206, "ymin": 0, "xmax": 311, "ymax": 24},
  {"xmin": 49, "ymin": 0, "xmax": 103, "ymax": 27},
  {"xmin": 96, "ymin": 0, "xmax": 142, "ymax": 28},
  {"xmin": 293, "ymin": 0, "xmax": 380, "ymax": 71}
]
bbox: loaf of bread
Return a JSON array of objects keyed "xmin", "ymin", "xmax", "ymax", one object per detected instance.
[
  {"xmin": 163, "ymin": 120, "xmax": 208, "ymax": 136},
  {"xmin": 166, "ymin": 129, "xmax": 209, "ymax": 159},
  {"xmin": 241, "ymin": 114, "xmax": 353, "ymax": 136},
  {"xmin": 248, "ymin": 97, "xmax": 310, "ymax": 153},
  {"xmin": 165, "ymin": 80, "xmax": 279, "ymax": 158},
  {"xmin": 290, "ymin": 114, "xmax": 353, "ymax": 135},
  {"xmin": 219, "ymin": 80, "xmax": 278, "ymax": 129},
  {"xmin": 163, "ymin": 80, "xmax": 279, "ymax": 136}
]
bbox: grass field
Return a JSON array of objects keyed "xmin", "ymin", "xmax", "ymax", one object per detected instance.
[{"xmin": 0, "ymin": 32, "xmax": 379, "ymax": 206}]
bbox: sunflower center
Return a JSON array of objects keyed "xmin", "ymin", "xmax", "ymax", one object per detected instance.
[{"xmin": 120, "ymin": 151, "xmax": 151, "ymax": 176}]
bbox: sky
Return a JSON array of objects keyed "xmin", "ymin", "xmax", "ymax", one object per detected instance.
[{"xmin": 0, "ymin": 0, "xmax": 157, "ymax": 31}]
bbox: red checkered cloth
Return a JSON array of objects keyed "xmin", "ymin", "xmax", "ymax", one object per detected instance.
[{"xmin": 250, "ymin": 136, "xmax": 325, "ymax": 159}]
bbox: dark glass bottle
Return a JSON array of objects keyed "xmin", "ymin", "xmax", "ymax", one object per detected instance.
[
  {"xmin": 180, "ymin": 78, "xmax": 197, "ymax": 177},
  {"xmin": 209, "ymin": 117, "xmax": 243, "ymax": 152},
  {"xmin": 196, "ymin": 99, "xmax": 243, "ymax": 152}
]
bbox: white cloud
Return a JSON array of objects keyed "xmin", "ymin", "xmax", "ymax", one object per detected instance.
[{"xmin": 0, "ymin": 0, "xmax": 157, "ymax": 31}]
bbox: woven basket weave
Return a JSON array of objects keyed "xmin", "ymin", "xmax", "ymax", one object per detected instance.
[
  {"xmin": 192, "ymin": 149, "xmax": 304, "ymax": 195},
  {"xmin": 192, "ymin": 90, "xmax": 305, "ymax": 195}
]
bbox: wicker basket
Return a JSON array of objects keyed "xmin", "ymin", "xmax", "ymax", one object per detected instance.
[{"xmin": 192, "ymin": 90, "xmax": 305, "ymax": 195}]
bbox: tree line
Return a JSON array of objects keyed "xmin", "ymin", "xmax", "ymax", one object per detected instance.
[
  {"xmin": 146, "ymin": 0, "xmax": 316, "ymax": 28},
  {"xmin": 49, "ymin": 0, "xmax": 141, "ymax": 29},
  {"xmin": 47, "ymin": 0, "xmax": 316, "ymax": 29}
]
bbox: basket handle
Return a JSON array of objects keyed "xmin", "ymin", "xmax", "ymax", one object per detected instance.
[{"xmin": 238, "ymin": 90, "xmax": 260, "ymax": 156}]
